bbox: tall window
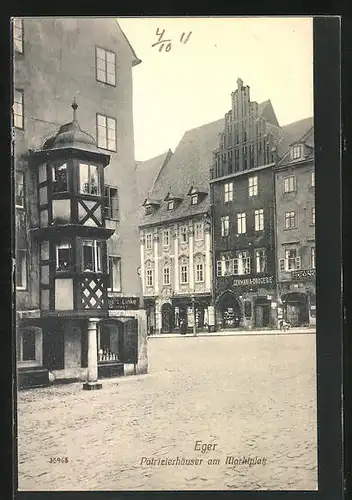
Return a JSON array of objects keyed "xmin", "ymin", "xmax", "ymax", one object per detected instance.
[
  {"xmin": 104, "ymin": 186, "xmax": 119, "ymax": 220},
  {"xmin": 15, "ymin": 171, "xmax": 24, "ymax": 208},
  {"xmin": 79, "ymin": 163, "xmax": 100, "ymax": 195},
  {"xmin": 195, "ymin": 263, "xmax": 204, "ymax": 282},
  {"xmin": 234, "ymin": 251, "xmax": 251, "ymax": 275},
  {"xmin": 56, "ymin": 242, "xmax": 72, "ymax": 271},
  {"xmin": 16, "ymin": 249, "xmax": 27, "ymax": 290},
  {"xmin": 82, "ymin": 240, "xmax": 103, "ymax": 272},
  {"xmin": 146, "ymin": 234, "xmax": 152, "ymax": 250},
  {"xmin": 14, "ymin": 89, "xmax": 24, "ymax": 129},
  {"xmin": 248, "ymin": 176, "xmax": 258, "ymax": 197},
  {"xmin": 162, "ymin": 230, "xmax": 170, "ymax": 247},
  {"xmin": 311, "ymin": 171, "xmax": 315, "ymax": 188},
  {"xmin": 221, "ymin": 216, "xmax": 229, "ymax": 237},
  {"xmin": 311, "ymin": 207, "xmax": 315, "ymax": 225},
  {"xmin": 96, "ymin": 47, "xmax": 116, "ymax": 86},
  {"xmin": 284, "ymin": 176, "xmax": 296, "ymax": 193},
  {"xmin": 291, "ymin": 145, "xmax": 302, "ymax": 160},
  {"xmin": 194, "ymin": 222, "xmax": 204, "ymax": 241},
  {"xmin": 285, "ymin": 211, "xmax": 296, "ymax": 229},
  {"xmin": 146, "ymin": 269, "xmax": 154, "ymax": 287},
  {"xmin": 237, "ymin": 213, "xmax": 246, "ymax": 234},
  {"xmin": 180, "ymin": 264, "xmax": 188, "ymax": 284},
  {"xmin": 280, "ymin": 248, "xmax": 301, "ymax": 271},
  {"xmin": 311, "ymin": 246, "xmax": 316, "ymax": 269},
  {"xmin": 224, "ymin": 182, "xmax": 233, "ymax": 202},
  {"xmin": 13, "ymin": 18, "xmax": 24, "ymax": 54},
  {"xmin": 255, "ymin": 248, "xmax": 267, "ymax": 273},
  {"xmin": 97, "ymin": 114, "xmax": 117, "ymax": 152},
  {"xmin": 180, "ymin": 226, "xmax": 188, "ymax": 243},
  {"xmin": 52, "ymin": 163, "xmax": 68, "ymax": 193},
  {"xmin": 108, "ymin": 256, "xmax": 121, "ymax": 291},
  {"xmin": 163, "ymin": 266, "xmax": 170, "ymax": 285},
  {"xmin": 254, "ymin": 209, "xmax": 264, "ymax": 231}
]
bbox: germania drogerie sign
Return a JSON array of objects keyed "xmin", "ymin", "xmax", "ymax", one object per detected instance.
[
  {"xmin": 232, "ymin": 276, "xmax": 274, "ymax": 287},
  {"xmin": 108, "ymin": 297, "xmax": 140, "ymax": 310},
  {"xmin": 291, "ymin": 269, "xmax": 316, "ymax": 281}
]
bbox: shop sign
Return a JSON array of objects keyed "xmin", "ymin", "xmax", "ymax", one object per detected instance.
[
  {"xmin": 291, "ymin": 269, "xmax": 316, "ymax": 281},
  {"xmin": 232, "ymin": 276, "xmax": 274, "ymax": 287},
  {"xmin": 108, "ymin": 296, "xmax": 140, "ymax": 310}
]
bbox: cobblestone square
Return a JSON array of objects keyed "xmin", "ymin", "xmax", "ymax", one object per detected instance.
[{"xmin": 17, "ymin": 333, "xmax": 317, "ymax": 491}]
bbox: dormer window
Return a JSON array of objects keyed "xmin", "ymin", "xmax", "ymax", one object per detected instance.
[
  {"xmin": 291, "ymin": 145, "xmax": 302, "ymax": 160},
  {"xmin": 167, "ymin": 200, "xmax": 174, "ymax": 211},
  {"xmin": 145, "ymin": 205, "xmax": 153, "ymax": 215},
  {"xmin": 191, "ymin": 194, "xmax": 198, "ymax": 205}
]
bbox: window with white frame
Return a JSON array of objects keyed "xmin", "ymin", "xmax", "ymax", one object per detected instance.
[
  {"xmin": 167, "ymin": 200, "xmax": 174, "ymax": 210},
  {"xmin": 254, "ymin": 209, "xmax": 264, "ymax": 231},
  {"xmin": 255, "ymin": 248, "xmax": 267, "ymax": 273},
  {"xmin": 79, "ymin": 163, "xmax": 100, "ymax": 195},
  {"xmin": 195, "ymin": 263, "xmax": 204, "ymax": 282},
  {"xmin": 237, "ymin": 213, "xmax": 246, "ymax": 234},
  {"xmin": 285, "ymin": 211, "xmax": 296, "ymax": 229},
  {"xmin": 311, "ymin": 246, "xmax": 316, "ymax": 269},
  {"xmin": 96, "ymin": 46, "xmax": 116, "ymax": 86},
  {"xmin": 234, "ymin": 250, "xmax": 251, "ymax": 275},
  {"xmin": 163, "ymin": 266, "xmax": 170, "ymax": 285},
  {"xmin": 146, "ymin": 234, "xmax": 152, "ymax": 250},
  {"xmin": 311, "ymin": 170, "xmax": 315, "ymax": 188},
  {"xmin": 221, "ymin": 216, "xmax": 229, "ymax": 237},
  {"xmin": 56, "ymin": 242, "xmax": 72, "ymax": 271},
  {"xmin": 221, "ymin": 256, "xmax": 234, "ymax": 276},
  {"xmin": 191, "ymin": 194, "xmax": 198, "ymax": 205},
  {"xmin": 311, "ymin": 207, "xmax": 315, "ymax": 225},
  {"xmin": 284, "ymin": 175, "xmax": 296, "ymax": 193},
  {"xmin": 248, "ymin": 176, "xmax": 258, "ymax": 197},
  {"xmin": 13, "ymin": 18, "xmax": 24, "ymax": 54},
  {"xmin": 82, "ymin": 240, "xmax": 103, "ymax": 272},
  {"xmin": 180, "ymin": 264, "xmax": 188, "ymax": 284},
  {"xmin": 224, "ymin": 182, "xmax": 233, "ymax": 202},
  {"xmin": 15, "ymin": 171, "xmax": 24, "ymax": 208},
  {"xmin": 97, "ymin": 114, "xmax": 116, "ymax": 151},
  {"xmin": 14, "ymin": 89, "xmax": 24, "ymax": 129},
  {"xmin": 180, "ymin": 226, "xmax": 188, "ymax": 243},
  {"xmin": 194, "ymin": 222, "xmax": 204, "ymax": 241},
  {"xmin": 146, "ymin": 269, "xmax": 154, "ymax": 287},
  {"xmin": 291, "ymin": 145, "xmax": 302, "ymax": 160},
  {"xmin": 162, "ymin": 230, "xmax": 170, "ymax": 247},
  {"xmin": 104, "ymin": 186, "xmax": 119, "ymax": 220},
  {"xmin": 16, "ymin": 248, "xmax": 27, "ymax": 290},
  {"xmin": 52, "ymin": 162, "xmax": 68, "ymax": 193},
  {"xmin": 280, "ymin": 248, "xmax": 301, "ymax": 271},
  {"xmin": 108, "ymin": 256, "xmax": 121, "ymax": 291}
]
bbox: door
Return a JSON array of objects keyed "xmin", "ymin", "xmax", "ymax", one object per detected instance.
[
  {"xmin": 255, "ymin": 305, "xmax": 264, "ymax": 328},
  {"xmin": 43, "ymin": 322, "xmax": 64, "ymax": 370},
  {"xmin": 161, "ymin": 303, "xmax": 174, "ymax": 332}
]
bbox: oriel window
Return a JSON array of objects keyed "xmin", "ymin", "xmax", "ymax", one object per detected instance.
[
  {"xmin": 15, "ymin": 171, "xmax": 25, "ymax": 208},
  {"xmin": 82, "ymin": 240, "xmax": 103, "ymax": 272},
  {"xmin": 52, "ymin": 163, "xmax": 68, "ymax": 193},
  {"xmin": 97, "ymin": 114, "xmax": 116, "ymax": 152},
  {"xmin": 79, "ymin": 163, "xmax": 100, "ymax": 195},
  {"xmin": 13, "ymin": 18, "xmax": 24, "ymax": 54},
  {"xmin": 14, "ymin": 89, "xmax": 24, "ymax": 129},
  {"xmin": 96, "ymin": 47, "xmax": 116, "ymax": 86},
  {"xmin": 56, "ymin": 242, "xmax": 72, "ymax": 271}
]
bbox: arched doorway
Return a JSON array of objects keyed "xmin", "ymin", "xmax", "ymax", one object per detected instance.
[
  {"xmin": 282, "ymin": 292, "xmax": 309, "ymax": 327},
  {"xmin": 217, "ymin": 291, "xmax": 241, "ymax": 329},
  {"xmin": 161, "ymin": 303, "xmax": 175, "ymax": 333},
  {"xmin": 254, "ymin": 296, "xmax": 271, "ymax": 328}
]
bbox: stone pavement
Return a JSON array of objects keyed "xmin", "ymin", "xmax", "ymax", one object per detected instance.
[
  {"xmin": 17, "ymin": 333, "xmax": 317, "ymax": 491},
  {"xmin": 149, "ymin": 327, "xmax": 316, "ymax": 338}
]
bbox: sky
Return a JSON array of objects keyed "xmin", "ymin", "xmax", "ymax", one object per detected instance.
[{"xmin": 118, "ymin": 17, "xmax": 313, "ymax": 162}]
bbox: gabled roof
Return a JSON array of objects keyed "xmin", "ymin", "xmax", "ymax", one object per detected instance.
[
  {"xmin": 258, "ymin": 99, "xmax": 280, "ymax": 127},
  {"xmin": 116, "ymin": 20, "xmax": 142, "ymax": 67},
  {"xmin": 140, "ymin": 118, "xmax": 224, "ymax": 227},
  {"xmin": 277, "ymin": 117, "xmax": 314, "ymax": 163},
  {"xmin": 135, "ymin": 150, "xmax": 173, "ymax": 206}
]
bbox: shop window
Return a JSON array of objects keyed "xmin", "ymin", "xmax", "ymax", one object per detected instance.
[
  {"xmin": 237, "ymin": 212, "xmax": 246, "ymax": 234},
  {"xmin": 13, "ymin": 18, "xmax": 24, "ymax": 54},
  {"xmin": 104, "ymin": 186, "xmax": 119, "ymax": 220},
  {"xmin": 97, "ymin": 113, "xmax": 116, "ymax": 152},
  {"xmin": 56, "ymin": 242, "xmax": 72, "ymax": 271},
  {"xmin": 16, "ymin": 249, "xmax": 27, "ymax": 290},
  {"xmin": 15, "ymin": 171, "xmax": 25, "ymax": 208},
  {"xmin": 96, "ymin": 46, "xmax": 116, "ymax": 86},
  {"xmin": 79, "ymin": 163, "xmax": 100, "ymax": 195},
  {"xmin": 108, "ymin": 256, "xmax": 121, "ymax": 291},
  {"xmin": 254, "ymin": 209, "xmax": 264, "ymax": 231},
  {"xmin": 248, "ymin": 175, "xmax": 258, "ymax": 197},
  {"xmin": 14, "ymin": 89, "xmax": 24, "ymax": 129},
  {"xmin": 52, "ymin": 163, "xmax": 68, "ymax": 193},
  {"xmin": 284, "ymin": 175, "xmax": 296, "ymax": 193},
  {"xmin": 82, "ymin": 240, "xmax": 103, "ymax": 272},
  {"xmin": 221, "ymin": 216, "xmax": 229, "ymax": 237}
]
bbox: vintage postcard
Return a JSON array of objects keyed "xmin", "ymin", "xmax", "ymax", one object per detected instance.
[{"xmin": 12, "ymin": 16, "xmax": 341, "ymax": 494}]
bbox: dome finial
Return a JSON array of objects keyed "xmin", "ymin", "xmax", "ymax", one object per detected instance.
[{"xmin": 71, "ymin": 97, "xmax": 78, "ymax": 120}]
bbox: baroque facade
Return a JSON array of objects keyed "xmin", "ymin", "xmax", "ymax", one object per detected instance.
[{"xmin": 14, "ymin": 18, "xmax": 147, "ymax": 389}]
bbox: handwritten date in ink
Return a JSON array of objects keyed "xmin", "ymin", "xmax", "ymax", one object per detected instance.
[
  {"xmin": 49, "ymin": 457, "xmax": 69, "ymax": 464},
  {"xmin": 152, "ymin": 28, "xmax": 192, "ymax": 52}
]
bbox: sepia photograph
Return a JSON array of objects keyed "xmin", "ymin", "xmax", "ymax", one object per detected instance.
[{"xmin": 13, "ymin": 16, "xmax": 319, "ymax": 492}]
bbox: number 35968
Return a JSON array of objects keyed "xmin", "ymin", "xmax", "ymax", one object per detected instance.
[{"xmin": 49, "ymin": 457, "xmax": 69, "ymax": 463}]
